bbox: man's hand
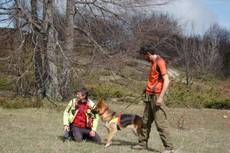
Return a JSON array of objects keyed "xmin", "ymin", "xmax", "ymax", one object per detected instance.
[
  {"xmin": 142, "ymin": 87, "xmax": 146, "ymax": 94},
  {"xmin": 156, "ymin": 74, "xmax": 169, "ymax": 107},
  {"xmin": 155, "ymin": 96, "xmax": 164, "ymax": 106},
  {"xmin": 64, "ymin": 125, "xmax": 70, "ymax": 132},
  {"xmin": 89, "ymin": 130, "xmax": 96, "ymax": 137}
]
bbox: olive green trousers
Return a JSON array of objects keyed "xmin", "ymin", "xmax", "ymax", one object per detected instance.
[{"xmin": 138, "ymin": 94, "xmax": 174, "ymax": 150}]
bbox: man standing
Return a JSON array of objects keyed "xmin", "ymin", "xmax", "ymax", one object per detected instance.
[{"xmin": 132, "ymin": 45, "xmax": 175, "ymax": 153}]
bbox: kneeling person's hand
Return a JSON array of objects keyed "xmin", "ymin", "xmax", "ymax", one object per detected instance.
[
  {"xmin": 89, "ymin": 130, "xmax": 96, "ymax": 137},
  {"xmin": 64, "ymin": 125, "xmax": 70, "ymax": 132}
]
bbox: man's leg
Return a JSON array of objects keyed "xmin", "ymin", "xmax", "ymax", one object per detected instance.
[
  {"xmin": 63, "ymin": 130, "xmax": 71, "ymax": 141},
  {"xmin": 71, "ymin": 125, "xmax": 83, "ymax": 142},
  {"xmin": 88, "ymin": 132, "xmax": 101, "ymax": 144},
  {"xmin": 133, "ymin": 94, "xmax": 154, "ymax": 149},
  {"xmin": 154, "ymin": 104, "xmax": 174, "ymax": 150},
  {"xmin": 64, "ymin": 124, "xmax": 74, "ymax": 141},
  {"xmin": 79, "ymin": 128, "xmax": 102, "ymax": 144}
]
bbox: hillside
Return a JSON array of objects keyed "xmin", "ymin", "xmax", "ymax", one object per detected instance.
[{"xmin": 0, "ymin": 28, "xmax": 229, "ymax": 109}]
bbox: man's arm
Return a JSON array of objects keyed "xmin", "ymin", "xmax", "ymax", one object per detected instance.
[
  {"xmin": 87, "ymin": 99, "xmax": 99, "ymax": 136},
  {"xmin": 88, "ymin": 99, "xmax": 99, "ymax": 131},
  {"xmin": 91, "ymin": 114, "xmax": 99, "ymax": 131},
  {"xmin": 63, "ymin": 99, "xmax": 74, "ymax": 126},
  {"xmin": 156, "ymin": 74, "xmax": 170, "ymax": 106}
]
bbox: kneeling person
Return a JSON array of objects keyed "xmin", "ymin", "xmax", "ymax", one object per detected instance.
[{"xmin": 63, "ymin": 88, "xmax": 101, "ymax": 143}]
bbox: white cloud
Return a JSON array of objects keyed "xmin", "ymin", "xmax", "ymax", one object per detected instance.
[
  {"xmin": 54, "ymin": 0, "xmax": 221, "ymax": 35},
  {"xmin": 154, "ymin": 0, "xmax": 217, "ymax": 34}
]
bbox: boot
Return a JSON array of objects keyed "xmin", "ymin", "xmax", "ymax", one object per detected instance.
[{"xmin": 131, "ymin": 141, "xmax": 148, "ymax": 150}]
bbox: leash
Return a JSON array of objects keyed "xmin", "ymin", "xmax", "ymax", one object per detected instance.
[
  {"xmin": 120, "ymin": 94, "xmax": 143, "ymax": 113},
  {"xmin": 148, "ymin": 95, "xmax": 168, "ymax": 119}
]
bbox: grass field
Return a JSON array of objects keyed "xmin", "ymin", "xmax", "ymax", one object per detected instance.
[{"xmin": 0, "ymin": 103, "xmax": 230, "ymax": 153}]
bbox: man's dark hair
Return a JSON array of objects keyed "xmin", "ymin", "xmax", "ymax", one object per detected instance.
[
  {"xmin": 76, "ymin": 87, "xmax": 89, "ymax": 99},
  {"xmin": 139, "ymin": 44, "xmax": 156, "ymax": 55}
]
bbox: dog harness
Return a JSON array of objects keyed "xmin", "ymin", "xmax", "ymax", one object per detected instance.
[
  {"xmin": 106, "ymin": 114, "xmax": 135, "ymax": 130},
  {"xmin": 108, "ymin": 113, "xmax": 121, "ymax": 124}
]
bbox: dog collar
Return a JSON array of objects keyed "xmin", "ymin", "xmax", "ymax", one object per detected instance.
[{"xmin": 99, "ymin": 107, "xmax": 109, "ymax": 116}]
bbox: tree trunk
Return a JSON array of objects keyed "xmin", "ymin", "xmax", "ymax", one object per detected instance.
[
  {"xmin": 59, "ymin": 0, "xmax": 75, "ymax": 100},
  {"xmin": 14, "ymin": 0, "xmax": 23, "ymax": 95},
  {"xmin": 32, "ymin": 0, "xmax": 45, "ymax": 98},
  {"xmin": 43, "ymin": 0, "xmax": 62, "ymax": 100}
]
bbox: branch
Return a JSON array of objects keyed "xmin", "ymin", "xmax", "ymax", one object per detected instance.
[
  {"xmin": 93, "ymin": 3, "xmax": 122, "ymax": 20},
  {"xmin": 0, "ymin": 7, "xmax": 16, "ymax": 10},
  {"xmin": 75, "ymin": 0, "xmax": 97, "ymax": 4},
  {"xmin": 15, "ymin": 0, "xmax": 42, "ymax": 30},
  {"xmin": 74, "ymin": 25, "xmax": 110, "ymax": 57},
  {"xmin": 0, "ymin": 0, "xmax": 13, "ymax": 5}
]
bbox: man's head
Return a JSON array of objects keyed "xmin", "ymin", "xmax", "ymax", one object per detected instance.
[
  {"xmin": 139, "ymin": 44, "xmax": 156, "ymax": 55},
  {"xmin": 76, "ymin": 87, "xmax": 89, "ymax": 101},
  {"xmin": 139, "ymin": 45, "xmax": 157, "ymax": 62}
]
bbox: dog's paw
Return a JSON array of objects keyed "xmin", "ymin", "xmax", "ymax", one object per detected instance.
[{"xmin": 104, "ymin": 142, "xmax": 112, "ymax": 148}]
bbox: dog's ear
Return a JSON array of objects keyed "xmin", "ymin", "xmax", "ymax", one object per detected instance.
[
  {"xmin": 99, "ymin": 97, "xmax": 104, "ymax": 102},
  {"xmin": 97, "ymin": 97, "xmax": 104, "ymax": 106}
]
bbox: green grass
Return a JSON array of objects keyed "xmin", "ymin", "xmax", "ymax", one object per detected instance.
[
  {"xmin": 1, "ymin": 75, "xmax": 229, "ymax": 110},
  {"xmin": 81, "ymin": 69, "xmax": 230, "ymax": 109},
  {"xmin": 86, "ymin": 83, "xmax": 135, "ymax": 99},
  {"xmin": 204, "ymin": 99, "xmax": 230, "ymax": 109},
  {"xmin": 0, "ymin": 103, "xmax": 229, "ymax": 153},
  {"xmin": 166, "ymin": 80, "xmax": 230, "ymax": 109},
  {"xmin": 0, "ymin": 96, "xmax": 43, "ymax": 109}
]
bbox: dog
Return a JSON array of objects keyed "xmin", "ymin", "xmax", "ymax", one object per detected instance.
[{"xmin": 93, "ymin": 97, "xmax": 143, "ymax": 148}]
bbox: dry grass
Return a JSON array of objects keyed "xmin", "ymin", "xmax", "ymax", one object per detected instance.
[{"xmin": 0, "ymin": 103, "xmax": 230, "ymax": 153}]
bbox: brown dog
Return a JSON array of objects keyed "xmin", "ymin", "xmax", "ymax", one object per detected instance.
[{"xmin": 93, "ymin": 97, "xmax": 143, "ymax": 148}]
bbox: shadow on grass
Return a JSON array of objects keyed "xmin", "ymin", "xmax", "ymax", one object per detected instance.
[
  {"xmin": 107, "ymin": 139, "xmax": 160, "ymax": 152},
  {"xmin": 58, "ymin": 135, "xmax": 68, "ymax": 142},
  {"xmin": 58, "ymin": 136, "xmax": 160, "ymax": 152},
  {"xmin": 57, "ymin": 135, "xmax": 103, "ymax": 145}
]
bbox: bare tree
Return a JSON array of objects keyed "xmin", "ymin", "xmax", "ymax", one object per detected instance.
[
  {"xmin": 191, "ymin": 24, "xmax": 223, "ymax": 75},
  {"xmin": 42, "ymin": 0, "xmax": 62, "ymax": 100},
  {"xmin": 31, "ymin": 0, "xmax": 46, "ymax": 98},
  {"xmin": 0, "ymin": 0, "xmax": 175, "ymax": 100},
  {"xmin": 176, "ymin": 24, "xmax": 228, "ymax": 80},
  {"xmin": 130, "ymin": 13, "xmax": 180, "ymax": 60},
  {"xmin": 14, "ymin": 0, "xmax": 26, "ymax": 94},
  {"xmin": 59, "ymin": 0, "xmax": 75, "ymax": 99}
]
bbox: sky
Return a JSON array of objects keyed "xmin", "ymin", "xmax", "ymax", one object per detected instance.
[
  {"xmin": 55, "ymin": 0, "xmax": 230, "ymax": 35},
  {"xmin": 1, "ymin": 0, "xmax": 230, "ymax": 35},
  {"xmin": 154, "ymin": 0, "xmax": 230, "ymax": 34}
]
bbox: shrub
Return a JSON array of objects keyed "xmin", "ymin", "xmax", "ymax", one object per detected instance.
[
  {"xmin": 0, "ymin": 96, "xmax": 43, "ymax": 109},
  {"xmin": 204, "ymin": 100, "xmax": 230, "ymax": 109},
  {"xmin": 86, "ymin": 83, "xmax": 133, "ymax": 99},
  {"xmin": 0, "ymin": 77, "xmax": 13, "ymax": 90},
  {"xmin": 166, "ymin": 81, "xmax": 230, "ymax": 109}
]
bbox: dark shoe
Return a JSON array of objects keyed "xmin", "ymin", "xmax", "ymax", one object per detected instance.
[
  {"xmin": 131, "ymin": 144, "xmax": 148, "ymax": 150},
  {"xmin": 63, "ymin": 136, "xmax": 72, "ymax": 142},
  {"xmin": 63, "ymin": 132, "xmax": 72, "ymax": 142}
]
